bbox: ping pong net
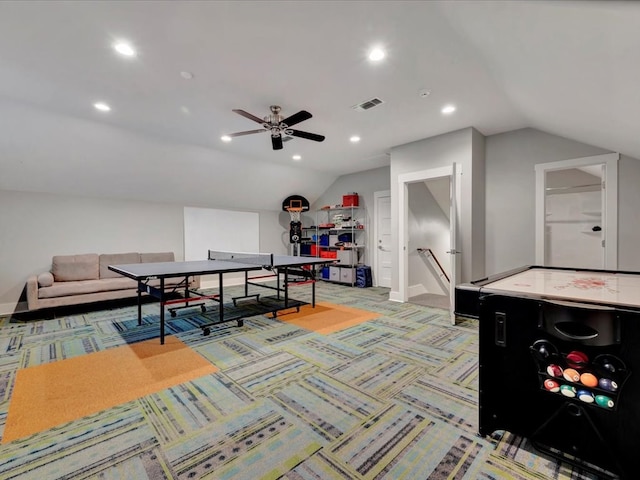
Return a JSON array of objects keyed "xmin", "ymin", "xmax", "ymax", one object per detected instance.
[{"xmin": 208, "ymin": 250, "xmax": 274, "ymax": 268}]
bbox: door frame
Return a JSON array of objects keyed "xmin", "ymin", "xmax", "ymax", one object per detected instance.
[
  {"xmin": 373, "ymin": 190, "xmax": 391, "ymax": 287},
  {"xmin": 397, "ymin": 164, "xmax": 460, "ymax": 324},
  {"xmin": 535, "ymin": 152, "xmax": 619, "ymax": 269}
]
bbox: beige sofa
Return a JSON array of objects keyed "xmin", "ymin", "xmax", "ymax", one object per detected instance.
[{"xmin": 27, "ymin": 251, "xmax": 198, "ymax": 311}]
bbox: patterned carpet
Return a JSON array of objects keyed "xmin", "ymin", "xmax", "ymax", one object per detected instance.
[{"xmin": 0, "ymin": 282, "xmax": 606, "ymax": 479}]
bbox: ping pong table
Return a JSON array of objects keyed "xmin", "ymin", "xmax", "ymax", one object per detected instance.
[{"xmin": 108, "ymin": 250, "xmax": 333, "ymax": 344}]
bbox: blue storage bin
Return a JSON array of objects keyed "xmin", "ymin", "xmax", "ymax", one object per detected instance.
[
  {"xmin": 319, "ymin": 234, "xmax": 329, "ymax": 246},
  {"xmin": 338, "ymin": 233, "xmax": 353, "ymax": 242},
  {"xmin": 321, "ymin": 266, "xmax": 330, "ymax": 279}
]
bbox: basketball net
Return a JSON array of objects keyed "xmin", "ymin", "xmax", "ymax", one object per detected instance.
[{"xmin": 286, "ymin": 207, "xmax": 303, "ymax": 223}]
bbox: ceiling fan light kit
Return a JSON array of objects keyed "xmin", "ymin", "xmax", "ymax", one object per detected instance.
[{"xmin": 227, "ymin": 105, "xmax": 325, "ymax": 150}]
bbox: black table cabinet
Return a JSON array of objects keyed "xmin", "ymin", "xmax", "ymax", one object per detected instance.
[{"xmin": 455, "ymin": 266, "xmax": 640, "ymax": 480}]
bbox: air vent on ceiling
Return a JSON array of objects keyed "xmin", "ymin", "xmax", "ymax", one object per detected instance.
[{"xmin": 352, "ymin": 97, "xmax": 384, "ymax": 111}]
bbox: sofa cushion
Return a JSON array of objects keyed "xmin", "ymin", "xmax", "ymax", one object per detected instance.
[
  {"xmin": 99, "ymin": 252, "xmax": 141, "ymax": 279},
  {"xmin": 52, "ymin": 254, "xmax": 99, "ymax": 282},
  {"xmin": 38, "ymin": 277, "xmax": 138, "ymax": 299},
  {"xmin": 140, "ymin": 252, "xmax": 175, "ymax": 263},
  {"xmin": 38, "ymin": 272, "xmax": 54, "ymax": 287}
]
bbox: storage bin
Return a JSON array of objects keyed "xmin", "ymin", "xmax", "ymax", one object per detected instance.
[
  {"xmin": 329, "ymin": 266, "xmax": 341, "ymax": 281},
  {"xmin": 320, "ymin": 250, "xmax": 337, "ymax": 259},
  {"xmin": 338, "ymin": 233, "xmax": 353, "ymax": 242},
  {"xmin": 300, "ymin": 244, "xmax": 311, "ymax": 255},
  {"xmin": 319, "ymin": 234, "xmax": 329, "ymax": 246},
  {"xmin": 337, "ymin": 250, "xmax": 357, "ymax": 265},
  {"xmin": 340, "ymin": 268, "xmax": 354, "ymax": 284},
  {"xmin": 310, "ymin": 245, "xmax": 323, "ymax": 256},
  {"xmin": 321, "ymin": 266, "xmax": 330, "ymax": 279},
  {"xmin": 343, "ymin": 193, "xmax": 359, "ymax": 207}
]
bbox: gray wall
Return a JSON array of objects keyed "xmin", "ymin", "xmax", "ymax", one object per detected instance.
[
  {"xmin": 484, "ymin": 128, "xmax": 611, "ymax": 275},
  {"xmin": 390, "ymin": 127, "xmax": 485, "ymax": 297},
  {"xmin": 310, "ymin": 166, "xmax": 391, "ymax": 267},
  {"xmin": 0, "ymin": 189, "xmax": 285, "ymax": 313}
]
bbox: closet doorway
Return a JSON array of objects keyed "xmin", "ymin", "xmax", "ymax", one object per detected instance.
[{"xmin": 535, "ymin": 153, "xmax": 618, "ymax": 270}]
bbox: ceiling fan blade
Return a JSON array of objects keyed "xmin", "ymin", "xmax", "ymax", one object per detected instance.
[
  {"xmin": 232, "ymin": 109, "xmax": 265, "ymax": 124},
  {"xmin": 227, "ymin": 129, "xmax": 266, "ymax": 137},
  {"xmin": 289, "ymin": 129, "xmax": 325, "ymax": 142},
  {"xmin": 271, "ymin": 134, "xmax": 283, "ymax": 150},
  {"xmin": 282, "ymin": 110, "xmax": 312, "ymax": 127}
]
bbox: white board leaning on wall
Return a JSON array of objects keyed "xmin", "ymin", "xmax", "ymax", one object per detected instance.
[{"xmin": 183, "ymin": 206, "xmax": 260, "ymax": 261}]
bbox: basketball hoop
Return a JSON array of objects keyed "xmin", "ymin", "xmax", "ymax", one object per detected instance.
[{"xmin": 286, "ymin": 207, "xmax": 303, "ymax": 223}]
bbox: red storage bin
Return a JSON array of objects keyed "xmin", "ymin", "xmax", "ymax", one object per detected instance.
[
  {"xmin": 320, "ymin": 250, "xmax": 337, "ymax": 259},
  {"xmin": 343, "ymin": 193, "xmax": 359, "ymax": 207}
]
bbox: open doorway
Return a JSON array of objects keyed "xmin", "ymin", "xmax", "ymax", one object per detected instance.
[
  {"xmin": 398, "ymin": 164, "xmax": 460, "ymax": 325},
  {"xmin": 535, "ymin": 153, "xmax": 618, "ymax": 270},
  {"xmin": 407, "ymin": 178, "xmax": 451, "ymax": 310}
]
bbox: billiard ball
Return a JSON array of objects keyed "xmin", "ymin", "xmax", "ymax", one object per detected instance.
[
  {"xmin": 544, "ymin": 379, "xmax": 560, "ymax": 392},
  {"xmin": 566, "ymin": 350, "xmax": 589, "ymax": 368},
  {"xmin": 547, "ymin": 364, "xmax": 563, "ymax": 378},
  {"xmin": 563, "ymin": 368, "xmax": 580, "ymax": 383},
  {"xmin": 598, "ymin": 378, "xmax": 618, "ymax": 392},
  {"xmin": 595, "ymin": 395, "xmax": 615, "ymax": 409},
  {"xmin": 580, "ymin": 372, "xmax": 598, "ymax": 387},
  {"xmin": 560, "ymin": 385, "xmax": 577, "ymax": 397},
  {"xmin": 577, "ymin": 390, "xmax": 595, "ymax": 403}
]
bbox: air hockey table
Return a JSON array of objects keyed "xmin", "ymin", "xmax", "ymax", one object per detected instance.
[{"xmin": 455, "ymin": 265, "xmax": 640, "ymax": 479}]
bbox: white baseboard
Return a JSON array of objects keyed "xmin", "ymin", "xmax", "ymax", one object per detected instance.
[
  {"xmin": 408, "ymin": 284, "xmax": 428, "ymax": 298},
  {"xmin": 388, "ymin": 290, "xmax": 403, "ymax": 302}
]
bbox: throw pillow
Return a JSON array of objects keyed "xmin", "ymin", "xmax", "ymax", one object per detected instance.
[{"xmin": 38, "ymin": 272, "xmax": 54, "ymax": 287}]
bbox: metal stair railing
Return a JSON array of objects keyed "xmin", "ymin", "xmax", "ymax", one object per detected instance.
[{"xmin": 417, "ymin": 248, "xmax": 450, "ymax": 283}]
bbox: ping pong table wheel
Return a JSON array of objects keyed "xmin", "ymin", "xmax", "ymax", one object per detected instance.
[
  {"xmin": 201, "ymin": 305, "xmax": 206, "ymax": 313},
  {"xmin": 170, "ymin": 310, "xmax": 177, "ymax": 318},
  {"xmin": 203, "ymin": 327, "xmax": 211, "ymax": 336},
  {"xmin": 237, "ymin": 319, "xmax": 244, "ymax": 327}
]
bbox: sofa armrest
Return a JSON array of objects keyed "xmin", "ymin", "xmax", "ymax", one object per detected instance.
[{"xmin": 26, "ymin": 275, "xmax": 40, "ymax": 311}]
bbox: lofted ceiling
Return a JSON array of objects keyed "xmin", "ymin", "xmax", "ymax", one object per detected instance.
[{"xmin": 0, "ymin": 1, "xmax": 639, "ymax": 209}]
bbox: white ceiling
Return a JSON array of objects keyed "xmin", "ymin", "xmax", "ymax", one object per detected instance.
[{"xmin": 1, "ymin": 1, "xmax": 639, "ymax": 208}]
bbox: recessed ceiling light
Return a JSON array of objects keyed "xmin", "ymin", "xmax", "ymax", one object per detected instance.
[
  {"xmin": 113, "ymin": 42, "xmax": 136, "ymax": 57},
  {"xmin": 93, "ymin": 102, "xmax": 111, "ymax": 112},
  {"xmin": 350, "ymin": 136, "xmax": 361, "ymax": 143},
  {"xmin": 292, "ymin": 154, "xmax": 302, "ymax": 161},
  {"xmin": 368, "ymin": 47, "xmax": 385, "ymax": 62},
  {"xmin": 441, "ymin": 104, "xmax": 456, "ymax": 114},
  {"xmin": 221, "ymin": 135, "xmax": 232, "ymax": 142},
  {"xmin": 180, "ymin": 71, "xmax": 194, "ymax": 80}
]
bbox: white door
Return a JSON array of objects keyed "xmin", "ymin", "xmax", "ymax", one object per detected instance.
[
  {"xmin": 374, "ymin": 191, "xmax": 392, "ymax": 288},
  {"xmin": 448, "ymin": 163, "xmax": 458, "ymax": 323}
]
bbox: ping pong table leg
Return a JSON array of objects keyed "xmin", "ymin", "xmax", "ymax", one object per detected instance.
[
  {"xmin": 284, "ymin": 268, "xmax": 289, "ymax": 307},
  {"xmin": 137, "ymin": 282, "xmax": 142, "ymax": 326},
  {"xmin": 218, "ymin": 272, "xmax": 224, "ymax": 325},
  {"xmin": 160, "ymin": 278, "xmax": 165, "ymax": 345},
  {"xmin": 312, "ymin": 274, "xmax": 316, "ymax": 307}
]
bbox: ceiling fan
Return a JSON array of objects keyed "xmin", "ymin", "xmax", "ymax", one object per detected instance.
[{"xmin": 226, "ymin": 105, "xmax": 325, "ymax": 150}]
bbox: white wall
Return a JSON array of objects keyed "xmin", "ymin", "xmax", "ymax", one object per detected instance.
[{"xmin": 0, "ymin": 189, "xmax": 287, "ymax": 314}]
